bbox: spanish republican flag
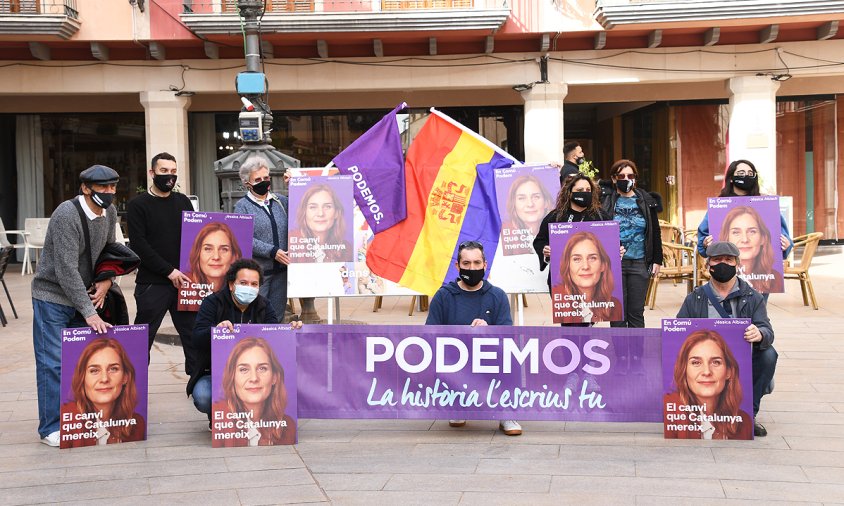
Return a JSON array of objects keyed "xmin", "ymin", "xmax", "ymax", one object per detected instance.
[{"xmin": 365, "ymin": 109, "xmax": 517, "ymax": 296}]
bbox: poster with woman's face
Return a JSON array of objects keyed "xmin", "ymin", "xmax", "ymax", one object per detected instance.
[
  {"xmin": 549, "ymin": 221, "xmax": 624, "ymax": 324},
  {"xmin": 493, "ymin": 166, "xmax": 558, "ymax": 257},
  {"xmin": 178, "ymin": 211, "xmax": 254, "ymax": 311},
  {"xmin": 211, "ymin": 324, "xmax": 297, "ymax": 447},
  {"xmin": 288, "ymin": 175, "xmax": 355, "ymax": 264},
  {"xmin": 708, "ymin": 196, "xmax": 784, "ymax": 293},
  {"xmin": 662, "ymin": 318, "xmax": 754, "ymax": 440},
  {"xmin": 59, "ymin": 325, "xmax": 149, "ymax": 449}
]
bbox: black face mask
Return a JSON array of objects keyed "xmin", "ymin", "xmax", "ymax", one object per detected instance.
[
  {"xmin": 615, "ymin": 179, "xmax": 634, "ymax": 193},
  {"xmin": 459, "ymin": 268, "xmax": 485, "ymax": 287},
  {"xmin": 88, "ymin": 188, "xmax": 114, "ymax": 209},
  {"xmin": 709, "ymin": 262, "xmax": 737, "ymax": 283},
  {"xmin": 571, "ymin": 191, "xmax": 592, "ymax": 207},
  {"xmin": 250, "ymin": 180, "xmax": 271, "ymax": 196},
  {"xmin": 575, "ymin": 156, "xmax": 585, "ymax": 166},
  {"xmin": 731, "ymin": 175, "xmax": 757, "ymax": 192},
  {"xmin": 153, "ymin": 174, "xmax": 177, "ymax": 193}
]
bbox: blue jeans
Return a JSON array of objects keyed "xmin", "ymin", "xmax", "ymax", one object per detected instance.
[
  {"xmin": 192, "ymin": 374, "xmax": 212, "ymax": 417},
  {"xmin": 32, "ymin": 298, "xmax": 86, "ymax": 438},
  {"xmin": 753, "ymin": 345, "xmax": 778, "ymax": 416}
]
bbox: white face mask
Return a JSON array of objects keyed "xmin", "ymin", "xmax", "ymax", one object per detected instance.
[{"xmin": 233, "ymin": 285, "xmax": 259, "ymax": 305}]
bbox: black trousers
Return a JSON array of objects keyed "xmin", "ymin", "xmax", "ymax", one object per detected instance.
[
  {"xmin": 134, "ymin": 283, "xmax": 198, "ymax": 375},
  {"xmin": 611, "ymin": 258, "xmax": 649, "ymax": 358}
]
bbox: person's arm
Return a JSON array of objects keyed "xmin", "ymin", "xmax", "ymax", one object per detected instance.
[
  {"xmin": 127, "ymin": 197, "xmax": 177, "ymax": 277},
  {"xmin": 779, "ymin": 214, "xmax": 794, "ymax": 259},
  {"xmin": 749, "ymin": 295, "xmax": 774, "ymax": 349},
  {"xmin": 492, "ymin": 289, "xmax": 513, "ymax": 326},
  {"xmin": 263, "ymin": 298, "xmax": 280, "ymax": 324},
  {"xmin": 676, "ymin": 294, "xmax": 694, "ymax": 319},
  {"xmin": 193, "ymin": 295, "xmax": 220, "ymax": 356},
  {"xmin": 532, "ymin": 213, "xmax": 552, "ymax": 271},
  {"xmin": 425, "ymin": 291, "xmax": 445, "ymax": 325},
  {"xmin": 697, "ymin": 213, "xmax": 710, "ymax": 257},
  {"xmin": 648, "ymin": 199, "xmax": 663, "ymax": 268}
]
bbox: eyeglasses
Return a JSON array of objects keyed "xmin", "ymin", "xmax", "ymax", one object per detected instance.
[
  {"xmin": 251, "ymin": 176, "xmax": 271, "ymax": 184},
  {"xmin": 458, "ymin": 240, "xmax": 484, "ymax": 251},
  {"xmin": 734, "ymin": 170, "xmax": 755, "ymax": 177},
  {"xmin": 615, "ymin": 174, "xmax": 636, "ymax": 180}
]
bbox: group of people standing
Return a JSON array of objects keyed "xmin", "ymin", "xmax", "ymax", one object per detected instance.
[{"xmin": 31, "ymin": 142, "xmax": 786, "ymax": 447}]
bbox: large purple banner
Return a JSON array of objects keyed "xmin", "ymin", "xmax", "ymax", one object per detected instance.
[
  {"xmin": 549, "ymin": 221, "xmax": 624, "ymax": 324},
  {"xmin": 297, "ymin": 325, "xmax": 662, "ymax": 422},
  {"xmin": 708, "ymin": 196, "xmax": 784, "ymax": 293},
  {"xmin": 662, "ymin": 318, "xmax": 754, "ymax": 440},
  {"xmin": 178, "ymin": 211, "xmax": 254, "ymax": 311},
  {"xmin": 60, "ymin": 325, "xmax": 149, "ymax": 449}
]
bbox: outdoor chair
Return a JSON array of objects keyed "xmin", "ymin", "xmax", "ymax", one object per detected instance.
[
  {"xmin": 784, "ymin": 232, "xmax": 823, "ymax": 310},
  {"xmin": 0, "ymin": 246, "xmax": 18, "ymax": 326},
  {"xmin": 646, "ymin": 240, "xmax": 695, "ymax": 309},
  {"xmin": 0, "ymin": 217, "xmax": 32, "ymax": 275},
  {"xmin": 23, "ymin": 218, "xmax": 50, "ymax": 272}
]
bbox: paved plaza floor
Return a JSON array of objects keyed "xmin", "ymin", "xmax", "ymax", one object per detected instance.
[{"xmin": 1, "ymin": 247, "xmax": 843, "ymax": 505}]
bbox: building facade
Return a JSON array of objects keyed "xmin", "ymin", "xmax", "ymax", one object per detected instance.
[{"xmin": 1, "ymin": 0, "xmax": 843, "ymax": 243}]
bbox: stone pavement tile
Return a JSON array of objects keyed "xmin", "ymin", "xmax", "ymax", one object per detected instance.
[
  {"xmin": 633, "ymin": 432, "xmax": 792, "ymax": 450},
  {"xmin": 773, "ymin": 392, "xmax": 842, "ymax": 403},
  {"xmin": 149, "ymin": 468, "xmax": 315, "ymax": 495},
  {"xmin": 3, "ymin": 478, "xmax": 150, "ymax": 506},
  {"xmin": 0, "ymin": 447, "xmax": 147, "ymax": 473},
  {"xmin": 411, "ymin": 442, "xmax": 560, "ymax": 459},
  {"xmin": 148, "ymin": 383, "xmax": 190, "ymax": 394},
  {"xmin": 0, "ymin": 392, "xmax": 19, "ymax": 402},
  {"xmin": 312, "ymin": 472, "xmax": 391, "ymax": 491},
  {"xmin": 763, "ymin": 423, "xmax": 844, "ymax": 438},
  {"xmin": 760, "ymin": 401, "xmax": 838, "ymax": 413},
  {"xmin": 833, "ymin": 403, "xmax": 844, "ymax": 413},
  {"xmin": 0, "ymin": 468, "xmax": 68, "ymax": 489},
  {"xmin": 58, "ymin": 489, "xmax": 241, "ymax": 506},
  {"xmin": 0, "ymin": 411, "xmax": 12, "ymax": 422},
  {"xmin": 490, "ymin": 429, "xmax": 637, "ymax": 446},
  {"xmin": 145, "ymin": 443, "xmax": 286, "ymax": 461},
  {"xmin": 783, "ymin": 352, "xmax": 844, "ymax": 360},
  {"xmin": 475, "ymin": 457, "xmax": 634, "ymax": 477},
  {"xmin": 542, "ymin": 444, "xmax": 715, "ymax": 463},
  {"xmin": 350, "ymin": 429, "xmax": 495, "ymax": 444},
  {"xmin": 635, "ymin": 461, "xmax": 808, "ymax": 482},
  {"xmin": 811, "ymin": 383, "xmax": 844, "ymax": 393},
  {"xmin": 549, "ymin": 476, "xmax": 725, "ymax": 499},
  {"xmin": 460, "ymin": 491, "xmax": 633, "ymax": 505},
  {"xmin": 801, "ymin": 466, "xmax": 844, "ymax": 484},
  {"xmin": 146, "ymin": 420, "xmax": 208, "ymax": 436},
  {"xmin": 325, "ymin": 490, "xmax": 461, "ymax": 505},
  {"xmin": 303, "ymin": 453, "xmax": 480, "ymax": 475},
  {"xmin": 563, "ymin": 421, "xmax": 662, "ymax": 433},
  {"xmin": 712, "ymin": 448, "xmax": 844, "ymax": 467},
  {"xmin": 635, "ymin": 497, "xmax": 821, "ymax": 506},
  {"xmin": 295, "ymin": 441, "xmax": 415, "ymax": 458},
  {"xmin": 224, "ymin": 452, "xmax": 305, "ymax": 472},
  {"xmin": 721, "ymin": 480, "xmax": 844, "ymax": 502},
  {"xmin": 768, "ymin": 382, "xmax": 818, "ymax": 393},
  {"xmin": 297, "ymin": 430, "xmax": 360, "ymax": 443},
  {"xmin": 768, "ymin": 411, "xmax": 844, "ymax": 425},
  {"xmin": 302, "ymin": 419, "xmax": 434, "ymax": 431},
  {"xmin": 784, "ymin": 436, "xmax": 844, "ymax": 452},
  {"xmin": 62, "ymin": 457, "xmax": 229, "ymax": 481},
  {"xmin": 236, "ymin": 483, "xmax": 327, "ymax": 505},
  {"xmin": 383, "ymin": 473, "xmax": 551, "ymax": 493}
]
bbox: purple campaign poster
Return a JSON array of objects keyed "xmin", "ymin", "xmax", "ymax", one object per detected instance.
[
  {"xmin": 549, "ymin": 221, "xmax": 623, "ymax": 324},
  {"xmin": 708, "ymin": 196, "xmax": 784, "ymax": 293},
  {"xmin": 178, "ymin": 211, "xmax": 254, "ymax": 311},
  {"xmin": 493, "ymin": 165, "xmax": 559, "ymax": 256},
  {"xmin": 59, "ymin": 325, "xmax": 149, "ymax": 449},
  {"xmin": 288, "ymin": 175, "xmax": 354, "ymax": 264},
  {"xmin": 211, "ymin": 324, "xmax": 297, "ymax": 447},
  {"xmin": 662, "ymin": 318, "xmax": 754, "ymax": 440}
]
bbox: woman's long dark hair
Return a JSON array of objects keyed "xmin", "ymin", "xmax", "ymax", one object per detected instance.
[
  {"xmin": 554, "ymin": 174, "xmax": 600, "ymax": 221},
  {"xmin": 720, "ymin": 159, "xmax": 761, "ymax": 196}
]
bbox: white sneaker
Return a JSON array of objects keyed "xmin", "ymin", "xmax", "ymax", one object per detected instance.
[
  {"xmin": 40, "ymin": 431, "xmax": 60, "ymax": 447},
  {"xmin": 448, "ymin": 420, "xmax": 466, "ymax": 427},
  {"xmin": 499, "ymin": 420, "xmax": 522, "ymax": 436}
]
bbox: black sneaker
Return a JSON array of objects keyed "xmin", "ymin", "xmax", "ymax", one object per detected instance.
[{"xmin": 754, "ymin": 421, "xmax": 767, "ymax": 437}]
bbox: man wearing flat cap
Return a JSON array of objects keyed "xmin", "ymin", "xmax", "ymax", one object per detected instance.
[
  {"xmin": 31, "ymin": 164, "xmax": 120, "ymax": 447},
  {"xmin": 677, "ymin": 241, "xmax": 778, "ymax": 437}
]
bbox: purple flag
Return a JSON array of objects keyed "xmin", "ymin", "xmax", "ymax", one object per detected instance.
[{"xmin": 332, "ymin": 103, "xmax": 407, "ymax": 234}]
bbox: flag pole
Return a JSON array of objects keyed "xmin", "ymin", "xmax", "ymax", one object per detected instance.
[{"xmin": 429, "ymin": 107, "xmax": 520, "ymax": 163}]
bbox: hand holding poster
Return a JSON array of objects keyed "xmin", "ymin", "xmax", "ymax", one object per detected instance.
[
  {"xmin": 288, "ymin": 175, "xmax": 354, "ymax": 264},
  {"xmin": 549, "ymin": 222, "xmax": 624, "ymax": 324},
  {"xmin": 211, "ymin": 324, "xmax": 297, "ymax": 447},
  {"xmin": 708, "ymin": 196, "xmax": 784, "ymax": 293},
  {"xmin": 178, "ymin": 211, "xmax": 254, "ymax": 311},
  {"xmin": 60, "ymin": 325, "xmax": 149, "ymax": 449},
  {"xmin": 662, "ymin": 318, "xmax": 754, "ymax": 440}
]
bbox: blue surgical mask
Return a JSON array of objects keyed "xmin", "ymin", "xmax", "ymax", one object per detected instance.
[{"xmin": 233, "ymin": 285, "xmax": 258, "ymax": 305}]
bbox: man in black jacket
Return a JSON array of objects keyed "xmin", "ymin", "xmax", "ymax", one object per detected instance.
[
  {"xmin": 187, "ymin": 259, "xmax": 301, "ymax": 419},
  {"xmin": 677, "ymin": 241, "xmax": 778, "ymax": 437},
  {"xmin": 128, "ymin": 152, "xmax": 197, "ymax": 374},
  {"xmin": 559, "ymin": 140, "xmax": 583, "ymax": 185}
]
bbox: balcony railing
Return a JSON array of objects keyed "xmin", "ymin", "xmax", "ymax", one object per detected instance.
[
  {"xmin": 192, "ymin": 0, "xmax": 491, "ymax": 14},
  {"xmin": 0, "ymin": 0, "xmax": 78, "ymax": 18}
]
